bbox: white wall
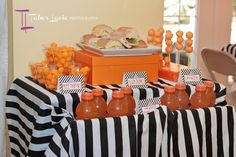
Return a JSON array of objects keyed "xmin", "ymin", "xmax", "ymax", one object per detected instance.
[
  {"xmin": 196, "ymin": 0, "xmax": 233, "ymax": 80},
  {"xmin": 9, "ymin": 0, "xmax": 164, "ymax": 79}
]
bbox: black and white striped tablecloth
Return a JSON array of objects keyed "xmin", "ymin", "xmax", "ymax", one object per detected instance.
[
  {"xmin": 5, "ymin": 83, "xmax": 74, "ymax": 157},
  {"xmin": 170, "ymin": 106, "xmax": 236, "ymax": 157},
  {"xmin": 44, "ymin": 106, "xmax": 171, "ymax": 157},
  {"xmin": 6, "ymin": 77, "xmax": 229, "ymax": 157},
  {"xmin": 43, "ymin": 106, "xmax": 236, "ymax": 157}
]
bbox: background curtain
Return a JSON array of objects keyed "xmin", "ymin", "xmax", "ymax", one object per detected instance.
[
  {"xmin": 0, "ymin": 0, "xmax": 8, "ymax": 156},
  {"xmin": 196, "ymin": 0, "xmax": 233, "ymax": 79}
]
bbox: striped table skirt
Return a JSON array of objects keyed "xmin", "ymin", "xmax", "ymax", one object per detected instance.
[
  {"xmin": 6, "ymin": 77, "xmax": 232, "ymax": 157},
  {"xmin": 43, "ymin": 106, "xmax": 236, "ymax": 157},
  {"xmin": 222, "ymin": 43, "xmax": 236, "ymax": 58}
]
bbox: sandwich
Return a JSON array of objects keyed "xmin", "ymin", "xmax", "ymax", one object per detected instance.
[
  {"xmin": 81, "ymin": 34, "xmax": 96, "ymax": 44},
  {"xmin": 81, "ymin": 34, "xmax": 100, "ymax": 48},
  {"xmin": 116, "ymin": 27, "xmax": 140, "ymax": 46},
  {"xmin": 110, "ymin": 31, "xmax": 132, "ymax": 49},
  {"xmin": 91, "ymin": 24, "xmax": 114, "ymax": 38},
  {"xmin": 97, "ymin": 39, "xmax": 124, "ymax": 49},
  {"xmin": 132, "ymin": 40, "xmax": 148, "ymax": 49}
]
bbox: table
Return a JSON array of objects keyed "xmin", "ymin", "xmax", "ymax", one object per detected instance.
[{"xmin": 6, "ymin": 77, "xmax": 234, "ymax": 157}]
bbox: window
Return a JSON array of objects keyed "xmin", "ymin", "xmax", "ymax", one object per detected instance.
[
  {"xmin": 231, "ymin": 0, "xmax": 236, "ymax": 43},
  {"xmin": 163, "ymin": 0, "xmax": 197, "ymax": 66}
]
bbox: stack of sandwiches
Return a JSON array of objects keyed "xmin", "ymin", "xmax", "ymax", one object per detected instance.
[{"xmin": 81, "ymin": 24, "xmax": 148, "ymax": 49}]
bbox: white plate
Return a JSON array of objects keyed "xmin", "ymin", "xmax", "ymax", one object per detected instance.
[{"xmin": 77, "ymin": 43, "xmax": 162, "ymax": 56}]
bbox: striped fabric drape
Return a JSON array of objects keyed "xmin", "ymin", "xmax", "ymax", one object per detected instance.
[
  {"xmin": 5, "ymin": 76, "xmax": 232, "ymax": 157},
  {"xmin": 44, "ymin": 106, "xmax": 171, "ymax": 157},
  {"xmin": 222, "ymin": 43, "xmax": 236, "ymax": 58},
  {"xmin": 43, "ymin": 106, "xmax": 236, "ymax": 157},
  {"xmin": 6, "ymin": 82, "xmax": 74, "ymax": 156},
  {"xmin": 170, "ymin": 106, "xmax": 235, "ymax": 157}
]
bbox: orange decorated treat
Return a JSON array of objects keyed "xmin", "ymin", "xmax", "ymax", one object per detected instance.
[
  {"xmin": 148, "ymin": 28, "xmax": 155, "ymax": 36},
  {"xmin": 185, "ymin": 46, "xmax": 193, "ymax": 53},
  {"xmin": 154, "ymin": 30, "xmax": 162, "ymax": 37},
  {"xmin": 176, "ymin": 30, "xmax": 183, "ymax": 37},
  {"xmin": 176, "ymin": 43, "xmax": 183, "ymax": 51},
  {"xmin": 177, "ymin": 37, "xmax": 184, "ymax": 44},
  {"xmin": 159, "ymin": 27, "xmax": 165, "ymax": 35},
  {"xmin": 165, "ymin": 40, "xmax": 173, "ymax": 46},
  {"xmin": 186, "ymin": 31, "xmax": 193, "ymax": 39},
  {"xmin": 165, "ymin": 46, "xmax": 173, "ymax": 53},
  {"xmin": 147, "ymin": 36, "xmax": 153, "ymax": 44},
  {"xmin": 29, "ymin": 63, "xmax": 37, "ymax": 80},
  {"xmin": 186, "ymin": 39, "xmax": 193, "ymax": 46},
  {"xmin": 156, "ymin": 44, "xmax": 162, "ymax": 48},
  {"xmin": 45, "ymin": 43, "xmax": 75, "ymax": 68},
  {"xmin": 35, "ymin": 61, "xmax": 47, "ymax": 85},
  {"xmin": 29, "ymin": 42, "xmax": 91, "ymax": 91},
  {"xmin": 147, "ymin": 27, "xmax": 164, "ymax": 47},
  {"xmin": 165, "ymin": 30, "xmax": 172, "ymax": 35},
  {"xmin": 44, "ymin": 67, "xmax": 61, "ymax": 90},
  {"xmin": 165, "ymin": 30, "xmax": 173, "ymax": 39},
  {"xmin": 154, "ymin": 37, "xmax": 162, "ymax": 44}
]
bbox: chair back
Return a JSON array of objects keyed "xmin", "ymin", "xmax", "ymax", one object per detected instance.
[{"xmin": 201, "ymin": 48, "xmax": 236, "ymax": 81}]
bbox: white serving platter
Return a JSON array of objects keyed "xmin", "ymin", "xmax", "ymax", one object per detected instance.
[{"xmin": 77, "ymin": 43, "xmax": 162, "ymax": 56}]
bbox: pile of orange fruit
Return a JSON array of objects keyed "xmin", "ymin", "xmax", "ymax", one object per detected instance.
[{"xmin": 30, "ymin": 42, "xmax": 90, "ymax": 90}]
